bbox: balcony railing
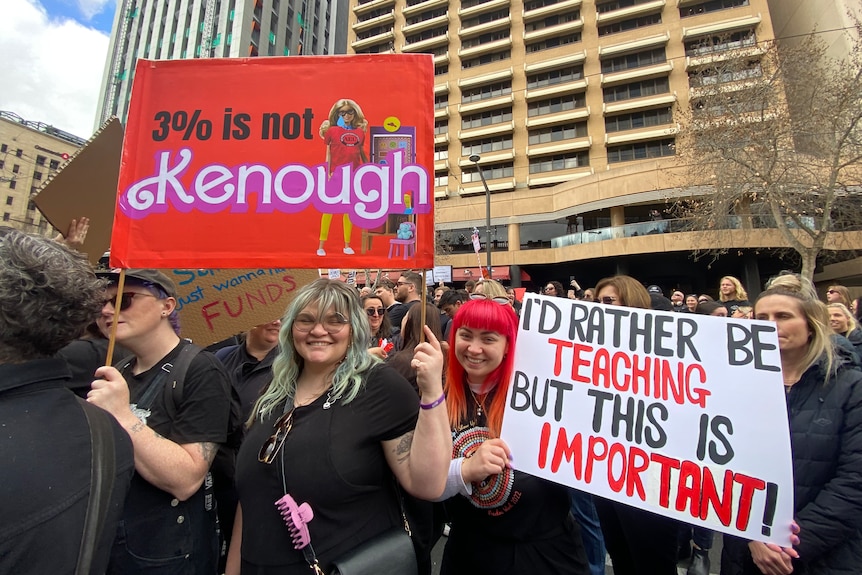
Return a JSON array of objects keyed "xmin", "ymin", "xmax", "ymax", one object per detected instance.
[{"xmin": 549, "ymin": 215, "xmax": 819, "ymax": 248}]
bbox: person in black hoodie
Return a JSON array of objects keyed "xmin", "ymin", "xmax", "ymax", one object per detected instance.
[{"xmin": 722, "ymin": 274, "xmax": 862, "ymax": 575}]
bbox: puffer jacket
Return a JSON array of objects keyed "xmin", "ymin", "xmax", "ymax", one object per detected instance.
[{"xmin": 722, "ymin": 354, "xmax": 862, "ymax": 575}]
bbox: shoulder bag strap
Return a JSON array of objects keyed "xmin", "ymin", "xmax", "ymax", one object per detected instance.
[{"xmin": 75, "ymin": 399, "xmax": 117, "ymax": 575}]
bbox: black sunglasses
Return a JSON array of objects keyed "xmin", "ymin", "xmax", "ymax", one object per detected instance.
[
  {"xmin": 259, "ymin": 407, "xmax": 295, "ymax": 464},
  {"xmin": 366, "ymin": 307, "xmax": 385, "ymax": 316},
  {"xmin": 104, "ymin": 292, "xmax": 157, "ymax": 311}
]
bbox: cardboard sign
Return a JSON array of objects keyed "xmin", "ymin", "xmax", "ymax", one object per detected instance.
[
  {"xmin": 501, "ymin": 295, "xmax": 795, "ymax": 545},
  {"xmin": 34, "ymin": 118, "xmax": 123, "ymax": 264},
  {"xmin": 111, "ymin": 55, "xmax": 435, "ymax": 269},
  {"xmin": 168, "ymin": 268, "xmax": 319, "ymax": 345}
]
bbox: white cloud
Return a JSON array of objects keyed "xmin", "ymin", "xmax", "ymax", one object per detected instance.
[
  {"xmin": 0, "ymin": 0, "xmax": 110, "ymax": 139},
  {"xmin": 76, "ymin": 0, "xmax": 112, "ymax": 20}
]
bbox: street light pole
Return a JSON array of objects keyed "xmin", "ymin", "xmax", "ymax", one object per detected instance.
[{"xmin": 468, "ymin": 154, "xmax": 492, "ymax": 279}]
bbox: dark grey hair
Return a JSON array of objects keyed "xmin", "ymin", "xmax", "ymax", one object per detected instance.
[{"xmin": 0, "ymin": 227, "xmax": 106, "ymax": 361}]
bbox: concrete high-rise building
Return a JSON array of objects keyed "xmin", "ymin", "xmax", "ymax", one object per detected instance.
[
  {"xmin": 96, "ymin": 0, "xmax": 350, "ymax": 124},
  {"xmin": 347, "ymin": 0, "xmax": 860, "ymax": 292},
  {"xmin": 0, "ymin": 111, "xmax": 84, "ymax": 237}
]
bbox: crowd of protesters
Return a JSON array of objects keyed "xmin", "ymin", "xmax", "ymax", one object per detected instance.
[{"xmin": 2, "ymin": 222, "xmax": 861, "ymax": 575}]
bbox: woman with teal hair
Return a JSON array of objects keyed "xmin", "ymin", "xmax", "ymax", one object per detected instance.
[{"xmin": 227, "ymin": 279, "xmax": 450, "ymax": 575}]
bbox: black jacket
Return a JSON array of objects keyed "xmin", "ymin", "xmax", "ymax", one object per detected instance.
[{"xmin": 723, "ymin": 354, "xmax": 862, "ymax": 575}]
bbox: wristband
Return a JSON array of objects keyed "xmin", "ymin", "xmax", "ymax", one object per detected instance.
[{"xmin": 419, "ymin": 392, "xmax": 446, "ymax": 410}]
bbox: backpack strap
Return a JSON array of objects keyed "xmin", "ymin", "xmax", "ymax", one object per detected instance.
[
  {"xmin": 75, "ymin": 399, "xmax": 117, "ymax": 575},
  {"xmin": 162, "ymin": 343, "xmax": 203, "ymax": 419}
]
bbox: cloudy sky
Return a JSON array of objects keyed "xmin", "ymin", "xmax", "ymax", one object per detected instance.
[{"xmin": 0, "ymin": 0, "xmax": 115, "ymax": 139}]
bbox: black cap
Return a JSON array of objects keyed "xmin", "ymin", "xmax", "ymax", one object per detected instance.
[
  {"xmin": 646, "ymin": 285, "xmax": 663, "ymax": 295},
  {"xmin": 97, "ymin": 269, "xmax": 178, "ymax": 299}
]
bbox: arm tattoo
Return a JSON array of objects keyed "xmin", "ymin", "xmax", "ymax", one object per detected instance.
[
  {"xmin": 393, "ymin": 431, "xmax": 414, "ymax": 465},
  {"xmin": 129, "ymin": 421, "xmax": 145, "ymax": 434},
  {"xmin": 198, "ymin": 442, "xmax": 218, "ymax": 463}
]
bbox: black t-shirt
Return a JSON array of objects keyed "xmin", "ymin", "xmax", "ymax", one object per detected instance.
[
  {"xmin": 0, "ymin": 359, "xmax": 135, "ymax": 574},
  {"xmin": 115, "ymin": 341, "xmax": 231, "ymax": 567},
  {"xmin": 442, "ymin": 387, "xmax": 587, "ymax": 574},
  {"xmin": 235, "ymin": 365, "xmax": 417, "ymax": 574},
  {"xmin": 722, "ymin": 299, "xmax": 751, "ymax": 314}
]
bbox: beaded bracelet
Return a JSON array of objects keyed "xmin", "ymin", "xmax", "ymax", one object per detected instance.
[{"xmin": 419, "ymin": 392, "xmax": 446, "ymax": 410}]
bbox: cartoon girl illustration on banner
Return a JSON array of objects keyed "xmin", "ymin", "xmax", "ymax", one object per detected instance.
[{"xmin": 316, "ymin": 99, "xmax": 368, "ymax": 257}]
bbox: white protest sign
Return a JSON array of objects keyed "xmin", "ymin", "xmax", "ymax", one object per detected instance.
[{"xmin": 501, "ymin": 294, "xmax": 795, "ymax": 545}]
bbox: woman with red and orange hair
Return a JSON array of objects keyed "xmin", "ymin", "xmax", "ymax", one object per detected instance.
[{"xmin": 435, "ymin": 298, "xmax": 589, "ymax": 575}]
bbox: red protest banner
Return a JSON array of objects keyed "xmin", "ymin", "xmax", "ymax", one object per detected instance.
[{"xmin": 111, "ymin": 55, "xmax": 435, "ymax": 269}]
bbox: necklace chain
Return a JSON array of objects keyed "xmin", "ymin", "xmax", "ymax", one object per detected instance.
[{"xmin": 468, "ymin": 387, "xmax": 487, "ymax": 417}]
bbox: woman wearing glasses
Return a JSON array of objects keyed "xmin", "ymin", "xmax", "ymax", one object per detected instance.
[
  {"xmin": 436, "ymin": 298, "xmax": 589, "ymax": 575},
  {"xmin": 316, "ymin": 98, "xmax": 368, "ymax": 257},
  {"xmin": 228, "ymin": 279, "xmax": 450, "ymax": 575},
  {"xmin": 593, "ymin": 275, "xmax": 681, "ymax": 575},
  {"xmin": 825, "ymin": 285, "xmax": 852, "ymax": 309},
  {"xmin": 362, "ymin": 293, "xmax": 392, "ymax": 359}
]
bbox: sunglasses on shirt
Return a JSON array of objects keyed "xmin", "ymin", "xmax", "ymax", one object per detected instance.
[{"xmin": 259, "ymin": 407, "xmax": 295, "ymax": 464}]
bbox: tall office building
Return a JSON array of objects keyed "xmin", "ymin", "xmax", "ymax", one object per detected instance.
[
  {"xmin": 347, "ymin": 0, "xmax": 859, "ymax": 290},
  {"xmin": 96, "ymin": 0, "xmax": 350, "ymax": 124}
]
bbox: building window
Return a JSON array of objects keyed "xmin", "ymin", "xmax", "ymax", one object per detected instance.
[
  {"xmin": 8, "ymin": 180, "xmax": 15, "ymax": 190},
  {"xmin": 435, "ymin": 173, "xmax": 448, "ymax": 187},
  {"xmin": 526, "ymin": 33, "xmax": 580, "ymax": 53},
  {"xmin": 406, "ymin": 25, "xmax": 447, "ymax": 44},
  {"xmin": 527, "ymin": 93, "xmax": 587, "ymax": 116},
  {"xmin": 406, "ymin": 7, "xmax": 446, "ymax": 25},
  {"xmin": 27, "ymin": 200, "xmax": 36, "ymax": 211},
  {"xmin": 527, "ymin": 65, "xmax": 584, "ymax": 88},
  {"xmin": 529, "ymin": 151, "xmax": 589, "ymax": 173},
  {"xmin": 0, "ymin": 144, "xmax": 6, "ymax": 153},
  {"xmin": 435, "ymin": 119, "xmax": 448, "ymax": 135},
  {"xmin": 49, "ymin": 159, "xmax": 59, "ymax": 169},
  {"xmin": 434, "ymin": 146, "xmax": 448, "ymax": 161},
  {"xmin": 528, "ymin": 122, "xmax": 588, "ymax": 145},
  {"xmin": 462, "ymin": 82, "xmax": 512, "ymax": 104},
  {"xmin": 601, "ymin": 48, "xmax": 666, "ymax": 73},
  {"xmin": 356, "ymin": 25, "xmax": 390, "ymax": 41},
  {"xmin": 0, "ymin": 160, "xmax": 3, "ymax": 169},
  {"xmin": 681, "ymin": 0, "xmax": 749, "ymax": 18},
  {"xmin": 12, "ymin": 165, "xmax": 19, "ymax": 174},
  {"xmin": 462, "ymin": 135, "xmax": 514, "ymax": 157},
  {"xmin": 605, "ymin": 108, "xmax": 673, "ymax": 132},
  {"xmin": 685, "ymin": 30, "xmax": 755, "ymax": 56},
  {"xmin": 2, "ymin": 213, "xmax": 8, "ymax": 222},
  {"xmin": 461, "ymin": 9, "xmax": 509, "ymax": 29},
  {"xmin": 435, "ymin": 94, "xmax": 448, "ymax": 110},
  {"xmin": 460, "ymin": 31, "xmax": 509, "ymax": 50},
  {"xmin": 36, "ymin": 155, "xmax": 47, "ymax": 166},
  {"xmin": 607, "ymin": 138, "xmax": 675, "ymax": 163},
  {"xmin": 596, "ymin": 0, "xmax": 653, "ymax": 13},
  {"xmin": 33, "ymin": 171, "xmax": 42, "ymax": 181},
  {"xmin": 435, "ymin": 65, "xmax": 449, "ymax": 76},
  {"xmin": 461, "ymin": 50, "xmax": 511, "ymax": 69},
  {"xmin": 462, "ymin": 108, "xmax": 513, "ymax": 129},
  {"xmin": 461, "ymin": 162, "xmax": 513, "ymax": 183},
  {"xmin": 524, "ymin": 0, "xmax": 568, "ymax": 9},
  {"xmin": 524, "ymin": 11, "xmax": 580, "ymax": 33},
  {"xmin": 598, "ymin": 13, "xmax": 661, "ymax": 36},
  {"xmin": 5, "ymin": 196, "xmax": 12, "ymax": 205},
  {"xmin": 603, "ymin": 77, "xmax": 669, "ymax": 103},
  {"xmin": 688, "ymin": 61, "xmax": 762, "ymax": 87}
]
